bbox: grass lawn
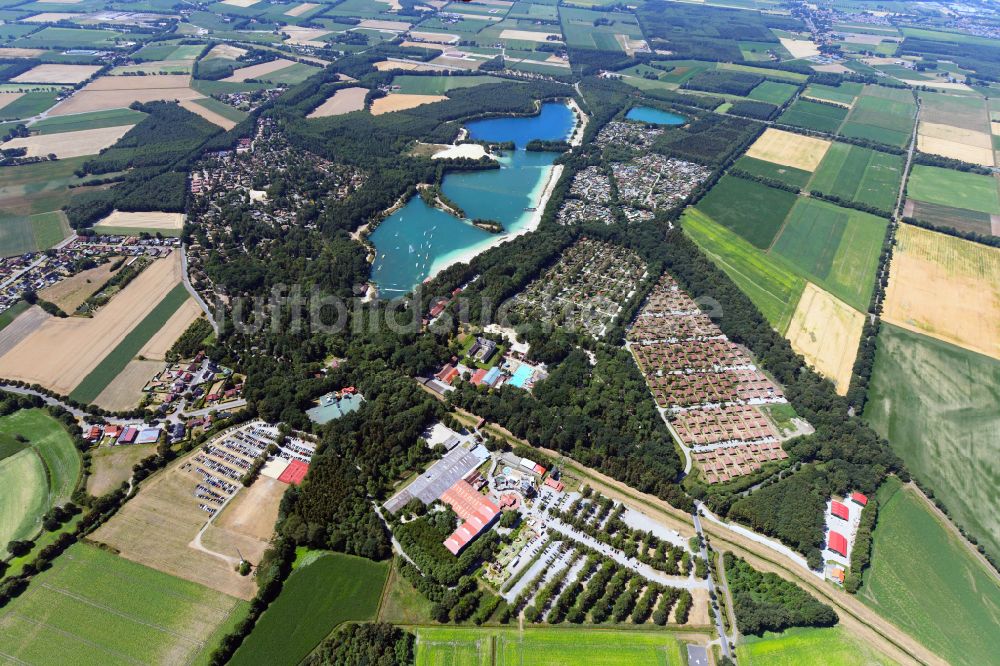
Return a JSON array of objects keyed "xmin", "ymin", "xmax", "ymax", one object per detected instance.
[
  {"xmin": 771, "ymin": 198, "xmax": 886, "ymax": 312},
  {"xmin": 415, "ymin": 627, "xmax": 687, "ymax": 666},
  {"xmin": 392, "ymin": 74, "xmax": 505, "ymax": 95},
  {"xmin": 682, "ymin": 208, "xmax": 805, "ymax": 333},
  {"xmin": 378, "ymin": 558, "xmax": 437, "ymax": 625},
  {"xmin": 229, "ymin": 551, "xmax": 389, "ymax": 666},
  {"xmin": 778, "ymin": 99, "xmax": 848, "ymax": 134},
  {"xmin": 31, "ymin": 108, "xmax": 148, "ymax": 135},
  {"xmin": 0, "ymin": 543, "xmax": 248, "ymax": 666},
  {"xmin": 0, "ymin": 408, "xmax": 80, "ymax": 546},
  {"xmin": 906, "ymin": 164, "xmax": 1000, "ymax": 215},
  {"xmin": 736, "ymin": 626, "xmax": 894, "ymax": 665},
  {"xmin": 809, "ymin": 142, "xmax": 903, "ymax": 212},
  {"xmin": 70, "ymin": 282, "xmax": 190, "ymax": 404},
  {"xmin": 747, "ymin": 80, "xmax": 799, "ymax": 106},
  {"xmin": 694, "ymin": 175, "xmax": 798, "ymax": 249},
  {"xmin": 0, "ymin": 300, "xmax": 29, "ymax": 330},
  {"xmin": 859, "ymin": 476, "xmax": 1000, "ymax": 666},
  {"xmin": 864, "ymin": 324, "xmax": 1000, "ymax": 566}
]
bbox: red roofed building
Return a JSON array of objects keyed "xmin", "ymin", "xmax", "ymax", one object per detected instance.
[
  {"xmin": 441, "ymin": 480, "xmax": 500, "ymax": 556},
  {"xmin": 471, "ymin": 368, "xmax": 488, "ymax": 385},
  {"xmin": 278, "ymin": 459, "xmax": 309, "ymax": 485},
  {"xmin": 850, "ymin": 492, "xmax": 868, "ymax": 506},
  {"xmin": 533, "ymin": 463, "xmax": 546, "ymax": 475},
  {"xmin": 830, "ymin": 567, "xmax": 845, "ymax": 584},
  {"xmin": 544, "ymin": 477, "xmax": 564, "ymax": 492},
  {"xmin": 830, "ymin": 500, "xmax": 849, "ymax": 520},
  {"xmin": 828, "ymin": 531, "xmax": 848, "ymax": 557},
  {"xmin": 435, "ymin": 364, "xmax": 459, "ymax": 385}
]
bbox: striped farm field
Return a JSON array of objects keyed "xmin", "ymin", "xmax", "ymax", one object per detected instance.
[
  {"xmin": 70, "ymin": 282, "xmax": 191, "ymax": 403},
  {"xmin": 746, "ymin": 80, "xmax": 799, "ymax": 106},
  {"xmin": 839, "ymin": 85, "xmax": 916, "ymax": 148},
  {"xmin": 906, "ymin": 164, "xmax": 1000, "ymax": 216},
  {"xmin": 802, "ymin": 81, "xmax": 862, "ymax": 107},
  {"xmin": 809, "ymin": 142, "xmax": 904, "ymax": 213},
  {"xmin": 0, "ymin": 408, "xmax": 80, "ymax": 546},
  {"xmin": 733, "ymin": 155, "xmax": 812, "ymax": 189},
  {"xmin": 0, "ymin": 543, "xmax": 248, "ymax": 666},
  {"xmin": 737, "ymin": 626, "xmax": 894, "ymax": 666},
  {"xmin": 778, "ymin": 99, "xmax": 848, "ymax": 133},
  {"xmin": 694, "ymin": 174, "xmax": 799, "ymax": 248}
]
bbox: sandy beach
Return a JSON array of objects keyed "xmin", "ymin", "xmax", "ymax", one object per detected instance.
[{"xmin": 566, "ymin": 97, "xmax": 588, "ymax": 147}]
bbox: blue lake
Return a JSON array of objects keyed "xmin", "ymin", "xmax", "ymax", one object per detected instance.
[
  {"xmin": 370, "ymin": 102, "xmax": 575, "ymax": 296},
  {"xmin": 625, "ymin": 106, "xmax": 687, "ymax": 125}
]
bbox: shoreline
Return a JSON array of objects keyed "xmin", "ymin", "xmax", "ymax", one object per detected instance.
[
  {"xmin": 566, "ymin": 97, "xmax": 588, "ymax": 147},
  {"xmin": 424, "ymin": 162, "xmax": 563, "ymax": 281}
]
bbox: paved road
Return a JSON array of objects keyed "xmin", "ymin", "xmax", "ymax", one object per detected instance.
[
  {"xmin": 693, "ymin": 504, "xmax": 732, "ymax": 661},
  {"xmin": 181, "ymin": 245, "xmax": 220, "ymax": 335}
]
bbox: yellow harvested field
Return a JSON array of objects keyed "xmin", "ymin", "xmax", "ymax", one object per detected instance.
[
  {"xmin": 370, "ymin": 93, "xmax": 447, "ymax": 115},
  {"xmin": 3, "ymin": 124, "xmax": 134, "ymax": 159},
  {"xmin": 138, "ymin": 300, "xmax": 202, "ymax": 362},
  {"xmin": 779, "ymin": 37, "xmax": 819, "ymax": 58},
  {"xmin": 408, "ymin": 31, "xmax": 459, "ymax": 44},
  {"xmin": 92, "ymin": 358, "xmax": 162, "ymax": 411},
  {"xmin": 221, "ymin": 0, "xmax": 259, "ymax": 6},
  {"xmin": 22, "ymin": 12, "xmax": 81, "ymax": 22},
  {"xmin": 48, "ymin": 74, "xmax": 199, "ymax": 116},
  {"xmin": 284, "ymin": 1, "xmax": 317, "ymax": 16},
  {"xmin": 358, "ymin": 18, "xmax": 411, "ymax": 30},
  {"xmin": 224, "ymin": 58, "xmax": 295, "ymax": 82},
  {"xmin": 94, "ymin": 210, "xmax": 185, "ymax": 231},
  {"xmin": 786, "ymin": 283, "xmax": 864, "ymax": 395},
  {"xmin": 373, "ymin": 59, "xmax": 445, "ymax": 72},
  {"xmin": 307, "ymin": 86, "xmax": 368, "ymax": 118},
  {"xmin": 499, "ymin": 29, "xmax": 562, "ymax": 42},
  {"xmin": 205, "ymin": 44, "xmax": 246, "ymax": 60},
  {"xmin": 214, "ymin": 476, "xmax": 284, "ymax": 542},
  {"xmin": 745, "ymin": 127, "xmax": 831, "ymax": 171},
  {"xmin": 0, "ymin": 48, "xmax": 45, "ymax": 57},
  {"xmin": 992, "ymin": 121, "xmax": 1000, "ymax": 136},
  {"xmin": 281, "ymin": 25, "xmax": 331, "ymax": 46},
  {"xmin": 0, "ymin": 92, "xmax": 24, "ymax": 112},
  {"xmin": 178, "ymin": 98, "xmax": 236, "ymax": 130},
  {"xmin": 0, "ymin": 253, "xmax": 182, "ymax": 395},
  {"xmin": 11, "ymin": 63, "xmax": 100, "ymax": 84},
  {"xmin": 38, "ymin": 259, "xmax": 120, "ymax": 313},
  {"xmin": 883, "ymin": 224, "xmax": 1000, "ymax": 360},
  {"xmin": 91, "ymin": 449, "xmax": 262, "ymax": 600},
  {"xmin": 917, "ymin": 121, "xmax": 994, "ymax": 166}
]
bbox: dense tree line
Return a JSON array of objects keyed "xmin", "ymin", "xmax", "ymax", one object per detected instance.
[
  {"xmin": 724, "ymin": 552, "xmax": 837, "ymax": 635},
  {"xmin": 305, "ymin": 623, "xmax": 414, "ymax": 666},
  {"xmin": 683, "ymin": 70, "xmax": 763, "ymax": 97},
  {"xmin": 845, "ymin": 498, "xmax": 878, "ymax": 593}
]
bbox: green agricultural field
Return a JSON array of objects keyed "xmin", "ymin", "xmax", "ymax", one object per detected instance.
[
  {"xmin": 559, "ymin": 6, "xmax": 643, "ymax": 51},
  {"xmin": 70, "ymin": 283, "xmax": 190, "ymax": 403},
  {"xmin": 682, "ymin": 208, "xmax": 805, "ymax": 332},
  {"xmin": 778, "ymin": 99, "xmax": 848, "ymax": 133},
  {"xmin": 30, "ymin": 210, "xmax": 70, "ymax": 249},
  {"xmin": 0, "ymin": 90, "xmax": 60, "ymax": 120},
  {"xmin": 803, "ymin": 81, "xmax": 863, "ymax": 106},
  {"xmin": 0, "ymin": 156, "xmax": 97, "ymax": 219},
  {"xmin": 415, "ymin": 627, "xmax": 686, "ymax": 666},
  {"xmin": 839, "ymin": 85, "xmax": 916, "ymax": 148},
  {"xmin": 859, "ymin": 477, "xmax": 1000, "ymax": 666},
  {"xmin": 864, "ymin": 324, "xmax": 1000, "ymax": 566},
  {"xmin": 230, "ymin": 552, "xmax": 389, "ymax": 666},
  {"xmin": 809, "ymin": 142, "xmax": 904, "ymax": 212},
  {"xmin": 906, "ymin": 199, "xmax": 993, "ymax": 236},
  {"xmin": 0, "ymin": 543, "xmax": 248, "ymax": 665},
  {"xmin": 746, "ymin": 80, "xmax": 799, "ymax": 106},
  {"xmin": 393, "ymin": 74, "xmax": 505, "ymax": 95},
  {"xmin": 907, "ymin": 164, "xmax": 1000, "ymax": 215},
  {"xmin": 771, "ymin": 198, "xmax": 887, "ymax": 311},
  {"xmin": 378, "ymin": 559, "xmax": 436, "ymax": 625},
  {"xmin": 258, "ymin": 62, "xmax": 320, "ymax": 85},
  {"xmin": 736, "ymin": 626, "xmax": 894, "ymax": 665},
  {"xmin": 716, "ymin": 62, "xmax": 808, "ymax": 83},
  {"xmin": 30, "ymin": 108, "xmax": 147, "ymax": 135},
  {"xmin": 0, "ymin": 408, "xmax": 80, "ymax": 546},
  {"xmin": 12, "ymin": 26, "xmax": 124, "ymax": 48},
  {"xmin": 734, "ymin": 155, "xmax": 811, "ymax": 189},
  {"xmin": 694, "ymin": 175, "xmax": 798, "ymax": 249},
  {"xmin": 0, "ymin": 214, "xmax": 38, "ymax": 256}
]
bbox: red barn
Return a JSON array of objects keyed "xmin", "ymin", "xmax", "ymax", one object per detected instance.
[
  {"xmin": 278, "ymin": 460, "xmax": 309, "ymax": 485},
  {"xmin": 828, "ymin": 531, "xmax": 848, "ymax": 557},
  {"xmin": 830, "ymin": 500, "xmax": 849, "ymax": 521}
]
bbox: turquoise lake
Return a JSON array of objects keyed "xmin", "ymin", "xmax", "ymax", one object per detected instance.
[
  {"xmin": 370, "ymin": 102, "xmax": 575, "ymax": 296},
  {"xmin": 625, "ymin": 106, "xmax": 687, "ymax": 125}
]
